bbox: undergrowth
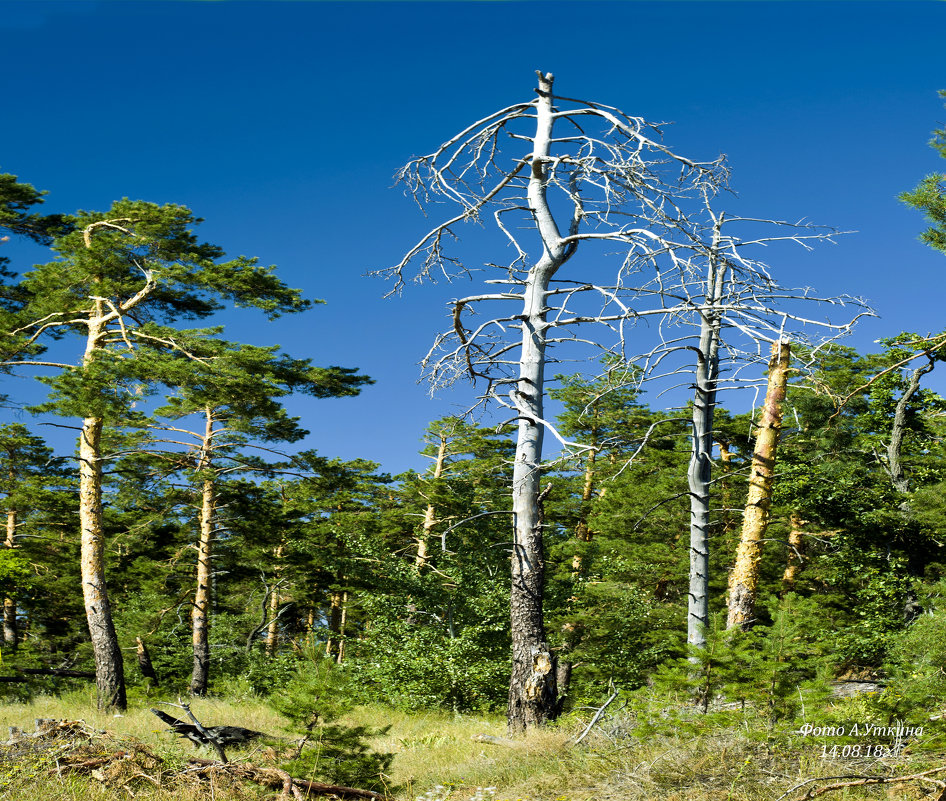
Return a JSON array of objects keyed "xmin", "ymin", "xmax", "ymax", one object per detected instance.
[{"xmin": 1, "ymin": 690, "xmax": 943, "ymax": 800}]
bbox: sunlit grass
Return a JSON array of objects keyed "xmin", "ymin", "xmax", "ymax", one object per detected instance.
[{"xmin": 3, "ymin": 692, "xmax": 942, "ymax": 800}]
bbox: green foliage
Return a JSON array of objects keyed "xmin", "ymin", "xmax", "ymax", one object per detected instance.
[
  {"xmin": 878, "ymin": 579, "xmax": 946, "ymax": 725},
  {"xmin": 653, "ymin": 597, "xmax": 832, "ymax": 725},
  {"xmin": 269, "ymin": 654, "xmax": 396, "ymax": 792},
  {"xmin": 900, "ymin": 90, "xmax": 946, "ymax": 255},
  {"xmin": 348, "ymin": 615, "xmax": 510, "ymax": 713}
]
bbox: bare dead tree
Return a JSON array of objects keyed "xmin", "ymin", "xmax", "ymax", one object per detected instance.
[
  {"xmin": 378, "ymin": 71, "xmax": 870, "ymax": 727},
  {"xmin": 634, "ymin": 203, "xmax": 870, "ymax": 655},
  {"xmin": 378, "ymin": 71, "xmax": 725, "ymax": 730}
]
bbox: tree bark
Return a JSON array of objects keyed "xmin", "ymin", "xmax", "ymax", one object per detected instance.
[
  {"xmin": 79, "ymin": 412, "xmax": 126, "ymax": 710},
  {"xmin": 686, "ymin": 215, "xmax": 726, "ymax": 656},
  {"xmin": 572, "ymin": 450, "xmax": 596, "ymax": 569},
  {"xmin": 3, "ymin": 507, "xmax": 17, "ymax": 648},
  {"xmin": 886, "ymin": 358, "xmax": 934, "ymax": 494},
  {"xmin": 326, "ymin": 588, "xmax": 344, "ymax": 660},
  {"xmin": 79, "ymin": 305, "xmax": 126, "ymax": 711},
  {"xmin": 726, "ymin": 339, "xmax": 790, "ymax": 630},
  {"xmin": 417, "ymin": 432, "xmax": 448, "ymax": 571},
  {"xmin": 190, "ymin": 409, "xmax": 215, "ymax": 696},
  {"xmin": 337, "ymin": 590, "xmax": 348, "ymax": 664},
  {"xmin": 136, "ymin": 636, "xmax": 159, "ymax": 686},
  {"xmin": 781, "ymin": 514, "xmax": 807, "ymax": 592},
  {"xmin": 265, "ymin": 544, "xmax": 284, "ymax": 656},
  {"xmin": 506, "ymin": 72, "xmax": 572, "ymax": 731}
]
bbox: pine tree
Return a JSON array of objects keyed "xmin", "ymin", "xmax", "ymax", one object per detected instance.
[
  {"xmin": 3, "ymin": 200, "xmax": 310, "ymax": 709},
  {"xmin": 150, "ymin": 337, "xmax": 370, "ymax": 694}
]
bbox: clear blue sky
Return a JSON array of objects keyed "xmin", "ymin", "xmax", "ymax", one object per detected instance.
[{"xmin": 1, "ymin": 0, "xmax": 945, "ymax": 473}]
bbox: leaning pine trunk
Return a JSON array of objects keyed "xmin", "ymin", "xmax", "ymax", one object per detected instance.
[
  {"xmin": 726, "ymin": 339, "xmax": 790, "ymax": 630},
  {"xmin": 507, "ymin": 72, "xmax": 571, "ymax": 732},
  {"xmin": 79, "ymin": 308, "xmax": 126, "ymax": 711}
]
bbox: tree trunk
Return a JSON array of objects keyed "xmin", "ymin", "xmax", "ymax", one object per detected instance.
[
  {"xmin": 78, "ymin": 291, "xmax": 126, "ymax": 710},
  {"xmin": 326, "ymin": 589, "xmax": 344, "ymax": 659},
  {"xmin": 3, "ymin": 508, "xmax": 17, "ymax": 648},
  {"xmin": 572, "ymin": 450, "xmax": 596, "ymax": 569},
  {"xmin": 190, "ymin": 409, "xmax": 216, "ymax": 696},
  {"xmin": 781, "ymin": 515, "xmax": 807, "ymax": 592},
  {"xmin": 136, "ymin": 636, "xmax": 159, "ymax": 686},
  {"xmin": 886, "ymin": 358, "xmax": 934, "ymax": 494},
  {"xmin": 726, "ymin": 339, "xmax": 790, "ymax": 630},
  {"xmin": 337, "ymin": 591, "xmax": 348, "ymax": 664},
  {"xmin": 686, "ymin": 217, "xmax": 726, "ymax": 657},
  {"xmin": 716, "ymin": 439, "xmax": 739, "ymax": 550},
  {"xmin": 417, "ymin": 432, "xmax": 448, "ymax": 571},
  {"xmin": 266, "ymin": 544, "xmax": 284, "ymax": 656},
  {"xmin": 507, "ymin": 72, "xmax": 569, "ymax": 732},
  {"xmin": 79, "ymin": 412, "xmax": 126, "ymax": 710}
]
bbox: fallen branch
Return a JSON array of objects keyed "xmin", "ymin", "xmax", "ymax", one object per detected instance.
[
  {"xmin": 571, "ymin": 684, "xmax": 619, "ymax": 745},
  {"xmin": 777, "ymin": 764, "xmax": 946, "ymax": 801},
  {"xmin": 188, "ymin": 757, "xmax": 387, "ymax": 800}
]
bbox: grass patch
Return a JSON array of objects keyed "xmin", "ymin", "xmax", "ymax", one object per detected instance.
[{"xmin": 2, "ymin": 694, "xmax": 944, "ymax": 800}]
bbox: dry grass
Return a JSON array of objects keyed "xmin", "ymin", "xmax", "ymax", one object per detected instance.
[{"xmin": 2, "ymin": 694, "xmax": 943, "ymax": 801}]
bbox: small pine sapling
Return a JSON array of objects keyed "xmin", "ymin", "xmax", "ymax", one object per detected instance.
[{"xmin": 268, "ymin": 655, "xmax": 395, "ymax": 793}]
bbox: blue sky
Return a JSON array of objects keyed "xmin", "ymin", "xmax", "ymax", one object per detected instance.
[{"xmin": 1, "ymin": 0, "xmax": 945, "ymax": 473}]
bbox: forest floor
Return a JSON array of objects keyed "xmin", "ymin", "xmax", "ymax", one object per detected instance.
[{"xmin": 1, "ymin": 692, "xmax": 944, "ymax": 800}]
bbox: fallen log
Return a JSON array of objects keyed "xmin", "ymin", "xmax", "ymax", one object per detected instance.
[{"xmin": 187, "ymin": 757, "xmax": 387, "ymax": 800}]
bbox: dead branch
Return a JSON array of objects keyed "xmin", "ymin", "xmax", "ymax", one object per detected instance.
[
  {"xmin": 571, "ymin": 683, "xmax": 619, "ymax": 745},
  {"xmin": 777, "ymin": 764, "xmax": 946, "ymax": 801},
  {"xmin": 187, "ymin": 757, "xmax": 386, "ymax": 800}
]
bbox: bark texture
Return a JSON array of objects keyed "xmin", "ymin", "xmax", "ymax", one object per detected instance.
[
  {"xmin": 506, "ymin": 72, "xmax": 569, "ymax": 731},
  {"xmin": 80, "ymin": 412, "xmax": 126, "ymax": 709},
  {"xmin": 136, "ymin": 636, "xmax": 160, "ymax": 686},
  {"xmin": 79, "ymin": 300, "xmax": 126, "ymax": 710},
  {"xmin": 726, "ymin": 339, "xmax": 790, "ymax": 630},
  {"xmin": 686, "ymin": 216, "xmax": 726, "ymax": 655},
  {"xmin": 265, "ymin": 544, "xmax": 284, "ymax": 657},
  {"xmin": 781, "ymin": 515, "xmax": 807, "ymax": 591},
  {"xmin": 3, "ymin": 508, "xmax": 16, "ymax": 648},
  {"xmin": 326, "ymin": 588, "xmax": 348, "ymax": 663},
  {"xmin": 886, "ymin": 358, "xmax": 934, "ymax": 494},
  {"xmin": 416, "ymin": 431, "xmax": 448, "ymax": 570},
  {"xmin": 190, "ymin": 410, "xmax": 216, "ymax": 696}
]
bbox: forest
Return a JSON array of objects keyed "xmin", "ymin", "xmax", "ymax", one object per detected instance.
[{"xmin": 1, "ymin": 74, "xmax": 946, "ymax": 801}]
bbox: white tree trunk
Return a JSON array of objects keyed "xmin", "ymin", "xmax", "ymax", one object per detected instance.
[
  {"xmin": 507, "ymin": 72, "xmax": 571, "ymax": 731},
  {"xmin": 686, "ymin": 220, "xmax": 726, "ymax": 656}
]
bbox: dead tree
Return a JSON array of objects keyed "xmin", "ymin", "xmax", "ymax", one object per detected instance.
[
  {"xmin": 727, "ymin": 339, "xmax": 791, "ymax": 630},
  {"xmin": 378, "ymin": 71, "xmax": 725, "ymax": 730},
  {"xmin": 379, "ymin": 71, "xmax": 871, "ymax": 725},
  {"xmin": 623, "ymin": 199, "xmax": 869, "ymax": 655}
]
